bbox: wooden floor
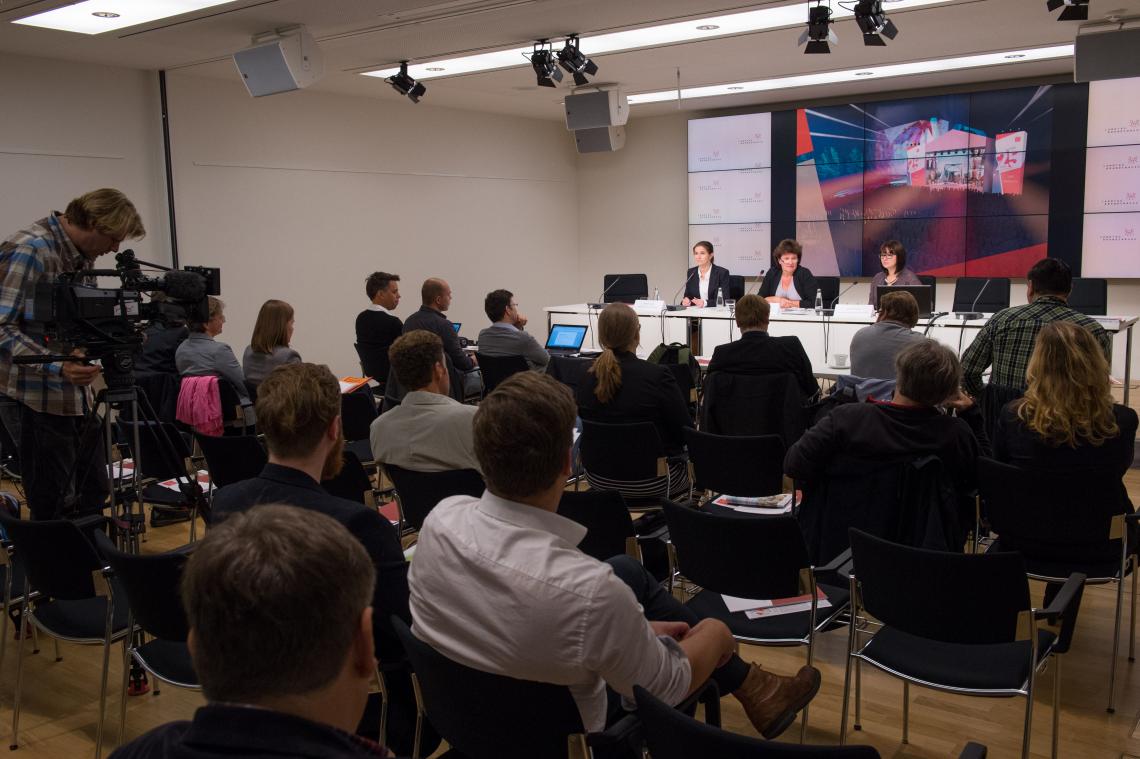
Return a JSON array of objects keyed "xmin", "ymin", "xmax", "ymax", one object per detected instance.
[{"xmin": 2, "ymin": 477, "xmax": 1140, "ymax": 759}]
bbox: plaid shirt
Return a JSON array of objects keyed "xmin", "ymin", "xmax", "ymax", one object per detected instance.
[
  {"xmin": 0, "ymin": 213, "xmax": 95, "ymax": 416},
  {"xmin": 960, "ymin": 295, "xmax": 1112, "ymax": 396}
]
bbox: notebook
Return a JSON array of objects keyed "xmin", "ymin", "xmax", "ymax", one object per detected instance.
[{"xmin": 545, "ymin": 324, "xmax": 588, "ymax": 355}]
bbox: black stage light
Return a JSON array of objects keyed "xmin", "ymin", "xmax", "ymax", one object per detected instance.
[
  {"xmin": 557, "ymin": 35, "xmax": 599, "ymax": 86},
  {"xmin": 531, "ymin": 41, "xmax": 563, "ymax": 87},
  {"xmin": 854, "ymin": 0, "xmax": 899, "ymax": 46},
  {"xmin": 799, "ymin": 1, "xmax": 837, "ymax": 54},
  {"xmin": 387, "ymin": 61, "xmax": 426, "ymax": 103},
  {"xmin": 1046, "ymin": 0, "xmax": 1089, "ymax": 21}
]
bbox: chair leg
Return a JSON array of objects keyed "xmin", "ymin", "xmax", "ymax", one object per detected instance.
[
  {"xmin": 1022, "ymin": 658, "xmax": 1037, "ymax": 759},
  {"xmin": 1051, "ymin": 657, "xmax": 1061, "ymax": 759},
  {"xmin": 1130, "ymin": 561, "xmax": 1137, "ymax": 663},
  {"xmin": 95, "ymin": 603, "xmax": 116, "ymax": 759},
  {"xmin": 53, "ymin": 637, "xmax": 61, "ymax": 662},
  {"xmin": 409, "ymin": 673, "xmax": 424, "ymax": 759},
  {"xmin": 902, "ymin": 681, "xmax": 909, "ymax": 744},
  {"xmin": 854, "ymin": 660, "xmax": 863, "ymax": 730},
  {"xmin": 10, "ymin": 601, "xmax": 28, "ymax": 750},
  {"xmin": 799, "ymin": 639, "xmax": 814, "ymax": 744},
  {"xmin": 118, "ymin": 630, "xmax": 132, "ymax": 744},
  {"xmin": 1109, "ymin": 572, "xmax": 1125, "ymax": 713}
]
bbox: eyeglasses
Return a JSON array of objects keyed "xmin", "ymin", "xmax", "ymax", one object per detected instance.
[{"xmin": 879, "ymin": 252, "xmax": 897, "ymax": 258}]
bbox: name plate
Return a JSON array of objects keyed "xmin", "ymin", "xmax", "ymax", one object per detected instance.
[
  {"xmin": 633, "ymin": 299, "xmax": 667, "ymax": 311},
  {"xmin": 834, "ymin": 304, "xmax": 875, "ymax": 318}
]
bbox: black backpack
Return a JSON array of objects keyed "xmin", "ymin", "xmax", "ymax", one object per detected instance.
[{"xmin": 646, "ymin": 342, "xmax": 700, "ymax": 401}]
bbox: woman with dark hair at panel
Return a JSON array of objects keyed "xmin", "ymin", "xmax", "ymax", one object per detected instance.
[
  {"xmin": 867, "ymin": 239, "xmax": 922, "ymax": 305},
  {"xmin": 758, "ymin": 239, "xmax": 818, "ymax": 309},
  {"xmin": 576, "ymin": 303, "xmax": 692, "ymax": 500},
  {"xmin": 243, "ymin": 299, "xmax": 302, "ymax": 387},
  {"xmin": 682, "ymin": 240, "xmax": 731, "ymax": 307}
]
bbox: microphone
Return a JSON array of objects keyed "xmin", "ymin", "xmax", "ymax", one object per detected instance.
[
  {"xmin": 668, "ymin": 270, "xmax": 698, "ymax": 311},
  {"xmin": 828, "ymin": 281, "xmax": 858, "ymax": 310},
  {"xmin": 923, "ymin": 311, "xmax": 950, "ymax": 337},
  {"xmin": 745, "ymin": 269, "xmax": 767, "ymax": 295},
  {"xmin": 958, "ymin": 279, "xmax": 991, "ymax": 320},
  {"xmin": 589, "ymin": 276, "xmax": 622, "ymax": 309}
]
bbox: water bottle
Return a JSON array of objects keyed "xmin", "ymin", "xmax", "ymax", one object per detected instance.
[
  {"xmin": 716, "ymin": 287, "xmax": 724, "ymax": 308},
  {"xmin": 814, "ymin": 288, "xmax": 823, "ymax": 314},
  {"xmin": 653, "ymin": 287, "xmax": 660, "ymax": 301}
]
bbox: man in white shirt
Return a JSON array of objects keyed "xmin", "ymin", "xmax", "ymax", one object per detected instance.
[
  {"xmin": 408, "ymin": 371, "xmax": 820, "ymax": 738},
  {"xmin": 370, "ymin": 330, "xmax": 480, "ymax": 473},
  {"xmin": 476, "ymin": 289, "xmax": 549, "ymax": 369}
]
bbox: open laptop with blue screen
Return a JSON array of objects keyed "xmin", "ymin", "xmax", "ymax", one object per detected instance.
[
  {"xmin": 451, "ymin": 322, "xmax": 461, "ymax": 334},
  {"xmin": 545, "ymin": 324, "xmax": 588, "ymax": 356}
]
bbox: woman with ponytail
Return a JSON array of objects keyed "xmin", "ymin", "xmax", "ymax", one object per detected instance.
[{"xmin": 576, "ymin": 303, "xmax": 693, "ymax": 499}]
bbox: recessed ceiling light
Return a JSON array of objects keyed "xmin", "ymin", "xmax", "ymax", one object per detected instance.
[
  {"xmin": 13, "ymin": 1, "xmax": 239, "ymax": 34},
  {"xmin": 362, "ymin": 0, "xmax": 952, "ymax": 81},
  {"xmin": 627, "ymin": 44, "xmax": 1074, "ymax": 104},
  {"xmin": 426, "ymin": 66, "xmax": 445, "ymax": 71}
]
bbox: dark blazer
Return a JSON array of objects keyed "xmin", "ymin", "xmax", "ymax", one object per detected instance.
[
  {"xmin": 684, "ymin": 263, "xmax": 731, "ymax": 303},
  {"xmin": 758, "ymin": 265, "xmax": 818, "ymax": 309},
  {"xmin": 354, "ymin": 309, "xmax": 403, "ymax": 385},
  {"xmin": 707, "ymin": 330, "xmax": 819, "ymax": 399},
  {"xmin": 403, "ymin": 305, "xmax": 474, "ymax": 371},
  {"xmin": 134, "ymin": 323, "xmax": 189, "ymax": 375},
  {"xmin": 575, "ymin": 351, "xmax": 693, "ymax": 455}
]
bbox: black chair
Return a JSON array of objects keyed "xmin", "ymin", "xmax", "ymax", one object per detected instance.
[
  {"xmin": 728, "ymin": 275, "xmax": 746, "ymax": 301},
  {"xmin": 633, "ymin": 685, "xmax": 989, "ymax": 758},
  {"xmin": 0, "ymin": 501, "xmax": 28, "ymax": 694},
  {"xmin": 478, "ymin": 354, "xmax": 530, "ymax": 394},
  {"xmin": 323, "ymin": 449, "xmax": 375, "ymax": 505},
  {"xmin": 1068, "ymin": 277, "xmax": 1108, "ymax": 316},
  {"xmin": 355, "ymin": 341, "xmax": 391, "ymax": 394},
  {"xmin": 684, "ymin": 428, "xmax": 785, "ymax": 501},
  {"xmin": 815, "ymin": 276, "xmax": 840, "ymax": 307},
  {"xmin": 701, "ymin": 371, "xmax": 807, "ymax": 446},
  {"xmin": 841, "ymin": 529, "xmax": 1084, "ymax": 759},
  {"xmin": 193, "ymin": 432, "xmax": 267, "ymax": 490},
  {"xmin": 383, "ymin": 464, "xmax": 484, "ymax": 532},
  {"xmin": 579, "ymin": 420, "xmax": 685, "ymax": 506},
  {"xmin": 662, "ymin": 502, "xmax": 850, "ymax": 741},
  {"xmin": 979, "ymin": 383, "xmax": 1022, "ymax": 445},
  {"xmin": 557, "ymin": 490, "xmax": 639, "ymax": 563},
  {"xmin": 602, "ymin": 273, "xmax": 649, "ymax": 304},
  {"xmin": 951, "ymin": 277, "xmax": 1011, "ymax": 314},
  {"xmin": 118, "ymin": 420, "xmax": 207, "ymax": 535},
  {"xmin": 92, "ymin": 531, "xmax": 198, "ymax": 745},
  {"xmin": 917, "ymin": 275, "xmax": 937, "ymax": 311},
  {"xmin": 978, "ymin": 457, "xmax": 1137, "ymax": 713},
  {"xmin": 0, "ymin": 512, "xmax": 130, "ymax": 757},
  {"xmin": 341, "ymin": 387, "xmax": 378, "ymax": 465}
]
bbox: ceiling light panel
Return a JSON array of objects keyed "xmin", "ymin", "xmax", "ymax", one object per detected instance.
[
  {"xmin": 13, "ymin": 0, "xmax": 239, "ymax": 34},
  {"xmin": 627, "ymin": 44, "xmax": 1075, "ymax": 104},
  {"xmin": 362, "ymin": 0, "xmax": 952, "ymax": 81}
]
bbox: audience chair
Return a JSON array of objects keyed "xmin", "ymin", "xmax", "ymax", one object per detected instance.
[
  {"xmin": 92, "ymin": 531, "xmax": 198, "ymax": 747},
  {"xmin": 193, "ymin": 432, "xmax": 267, "ymax": 490},
  {"xmin": 979, "ymin": 384, "xmax": 1022, "ymax": 446},
  {"xmin": 354, "ymin": 342, "xmax": 390, "ymax": 396},
  {"xmin": 1067, "ymin": 277, "xmax": 1108, "ymax": 316},
  {"xmin": 0, "ymin": 512, "xmax": 130, "ymax": 758},
  {"xmin": 917, "ymin": 275, "xmax": 937, "ymax": 312},
  {"xmin": 383, "ymin": 464, "xmax": 484, "ymax": 532},
  {"xmin": 602, "ymin": 273, "xmax": 649, "ymax": 304},
  {"xmin": 979, "ymin": 457, "xmax": 1137, "ymax": 712},
  {"xmin": 341, "ymin": 387, "xmax": 378, "ymax": 465},
  {"xmin": 0, "ymin": 515, "xmax": 28, "ymax": 690},
  {"xmin": 633, "ymin": 685, "xmax": 988, "ymax": 759},
  {"xmin": 579, "ymin": 420, "xmax": 686, "ymax": 507},
  {"xmin": 701, "ymin": 371, "xmax": 808, "ymax": 446},
  {"xmin": 841, "ymin": 529, "xmax": 1084, "ymax": 759},
  {"xmin": 662, "ymin": 502, "xmax": 850, "ymax": 741},
  {"xmin": 117, "ymin": 420, "xmax": 206, "ymax": 538},
  {"xmin": 951, "ymin": 277, "xmax": 1011, "ymax": 314},
  {"xmin": 322, "ymin": 449, "xmax": 376, "ymax": 505},
  {"xmin": 478, "ymin": 354, "xmax": 531, "ymax": 395},
  {"xmin": 557, "ymin": 490, "xmax": 640, "ymax": 563},
  {"xmin": 684, "ymin": 429, "xmax": 785, "ymax": 502},
  {"xmin": 815, "ymin": 277, "xmax": 840, "ymax": 308}
]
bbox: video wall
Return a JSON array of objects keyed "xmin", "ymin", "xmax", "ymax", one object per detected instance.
[{"xmin": 688, "ymin": 77, "xmax": 1140, "ymax": 278}]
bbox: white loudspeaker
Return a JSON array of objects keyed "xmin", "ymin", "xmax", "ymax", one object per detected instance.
[
  {"xmin": 575, "ymin": 126, "xmax": 626, "ymax": 154},
  {"xmin": 233, "ymin": 27, "xmax": 324, "ymax": 97},
  {"xmin": 1075, "ymin": 27, "xmax": 1140, "ymax": 83},
  {"xmin": 564, "ymin": 89, "xmax": 629, "ymax": 130}
]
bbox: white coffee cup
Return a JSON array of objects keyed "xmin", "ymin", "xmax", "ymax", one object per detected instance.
[{"xmin": 833, "ymin": 352, "xmax": 849, "ymax": 368}]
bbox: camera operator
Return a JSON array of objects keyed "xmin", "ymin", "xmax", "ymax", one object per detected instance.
[{"xmin": 0, "ymin": 188, "xmax": 146, "ymax": 520}]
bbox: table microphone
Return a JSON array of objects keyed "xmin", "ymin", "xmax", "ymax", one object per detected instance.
[
  {"xmin": 957, "ymin": 278, "xmax": 991, "ymax": 320},
  {"xmin": 590, "ymin": 276, "xmax": 622, "ymax": 309},
  {"xmin": 828, "ymin": 281, "xmax": 859, "ymax": 310},
  {"xmin": 668, "ymin": 270, "xmax": 698, "ymax": 311},
  {"xmin": 745, "ymin": 269, "xmax": 767, "ymax": 295}
]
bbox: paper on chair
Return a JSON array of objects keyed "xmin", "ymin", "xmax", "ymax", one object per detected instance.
[
  {"xmin": 159, "ymin": 470, "xmax": 213, "ymax": 494},
  {"xmin": 712, "ymin": 493, "xmax": 792, "ymax": 514}
]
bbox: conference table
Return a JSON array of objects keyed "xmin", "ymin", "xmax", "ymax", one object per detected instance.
[{"xmin": 543, "ymin": 303, "xmax": 1139, "ymax": 404}]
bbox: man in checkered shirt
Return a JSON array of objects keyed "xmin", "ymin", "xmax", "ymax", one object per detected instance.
[
  {"xmin": 0, "ymin": 189, "xmax": 146, "ymax": 520},
  {"xmin": 960, "ymin": 258, "xmax": 1111, "ymax": 398}
]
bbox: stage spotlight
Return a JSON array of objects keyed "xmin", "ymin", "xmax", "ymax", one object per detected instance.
[
  {"xmin": 798, "ymin": 1, "xmax": 837, "ymax": 54},
  {"xmin": 530, "ymin": 41, "xmax": 563, "ymax": 87},
  {"xmin": 1046, "ymin": 0, "xmax": 1089, "ymax": 21},
  {"xmin": 387, "ymin": 61, "xmax": 426, "ymax": 103},
  {"xmin": 557, "ymin": 35, "xmax": 599, "ymax": 86},
  {"xmin": 854, "ymin": 0, "xmax": 899, "ymax": 46}
]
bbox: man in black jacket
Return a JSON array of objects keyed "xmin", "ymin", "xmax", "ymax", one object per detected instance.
[
  {"xmin": 707, "ymin": 294, "xmax": 819, "ymax": 399},
  {"xmin": 403, "ymin": 277, "xmax": 481, "ymax": 398},
  {"xmin": 354, "ymin": 271, "xmax": 403, "ymax": 389}
]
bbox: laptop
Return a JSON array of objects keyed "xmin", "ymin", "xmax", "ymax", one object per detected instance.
[
  {"xmin": 875, "ymin": 285, "xmax": 933, "ymax": 318},
  {"xmin": 451, "ymin": 322, "xmax": 461, "ymax": 334},
  {"xmin": 545, "ymin": 324, "xmax": 589, "ymax": 356}
]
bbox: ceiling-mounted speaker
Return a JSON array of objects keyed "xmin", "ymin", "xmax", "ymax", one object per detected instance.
[
  {"xmin": 575, "ymin": 125, "xmax": 626, "ymax": 154},
  {"xmin": 233, "ymin": 26, "xmax": 324, "ymax": 97},
  {"xmin": 564, "ymin": 89, "xmax": 629, "ymax": 130},
  {"xmin": 1074, "ymin": 27, "xmax": 1140, "ymax": 83}
]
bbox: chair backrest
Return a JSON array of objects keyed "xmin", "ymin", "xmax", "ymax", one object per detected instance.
[
  {"xmin": 634, "ymin": 685, "xmax": 881, "ymax": 759},
  {"xmin": 980, "ymin": 383, "xmax": 1023, "ymax": 443},
  {"xmin": 127, "ymin": 372, "xmax": 181, "ymax": 424},
  {"xmin": 118, "ymin": 420, "xmax": 193, "ymax": 481},
  {"xmin": 701, "ymin": 371, "xmax": 806, "ymax": 445},
  {"xmin": 684, "ymin": 428, "xmax": 785, "ymax": 497},
  {"xmin": 663, "ymin": 502, "xmax": 811, "ymax": 600},
  {"xmin": 728, "ymin": 275, "xmax": 746, "ymax": 301},
  {"xmin": 816, "ymin": 276, "xmax": 840, "ymax": 306},
  {"xmin": 602, "ymin": 273, "xmax": 649, "ymax": 304},
  {"xmin": 579, "ymin": 420, "xmax": 667, "ymax": 482},
  {"xmin": 194, "ymin": 432, "xmax": 267, "ymax": 489},
  {"xmin": 478, "ymin": 354, "xmax": 531, "ymax": 394},
  {"xmin": 385, "ymin": 465, "xmax": 485, "ymax": 531},
  {"xmin": 1068, "ymin": 277, "xmax": 1108, "ymax": 316},
  {"xmin": 354, "ymin": 342, "xmax": 390, "ymax": 388},
  {"xmin": 322, "ymin": 449, "xmax": 373, "ymax": 505},
  {"xmin": 557, "ymin": 490, "xmax": 635, "ymax": 562},
  {"xmin": 917, "ymin": 275, "xmax": 937, "ymax": 311},
  {"xmin": 0, "ymin": 512, "xmax": 105, "ymax": 601},
  {"xmin": 951, "ymin": 277, "xmax": 1011, "ymax": 313},
  {"xmin": 341, "ymin": 387, "xmax": 378, "ymax": 443},
  {"xmin": 93, "ymin": 531, "xmax": 191, "ymax": 642},
  {"xmin": 849, "ymin": 528, "xmax": 1030, "ymax": 645},
  {"xmin": 392, "ymin": 616, "xmax": 585, "ymax": 759}
]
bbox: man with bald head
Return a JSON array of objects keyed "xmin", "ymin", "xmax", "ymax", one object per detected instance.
[{"xmin": 403, "ymin": 277, "xmax": 477, "ymax": 373}]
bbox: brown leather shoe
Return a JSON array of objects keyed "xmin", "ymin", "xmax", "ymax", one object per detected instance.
[{"xmin": 733, "ymin": 663, "xmax": 822, "ymax": 739}]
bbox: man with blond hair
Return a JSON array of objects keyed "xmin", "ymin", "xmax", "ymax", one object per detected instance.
[
  {"xmin": 706, "ymin": 294, "xmax": 818, "ymax": 399},
  {"xmin": 0, "ymin": 188, "xmax": 145, "ymax": 520}
]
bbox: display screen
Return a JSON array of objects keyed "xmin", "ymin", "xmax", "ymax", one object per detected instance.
[{"xmin": 1082, "ymin": 77, "xmax": 1140, "ymax": 277}]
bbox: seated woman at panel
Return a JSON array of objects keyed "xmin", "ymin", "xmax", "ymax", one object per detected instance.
[
  {"xmin": 867, "ymin": 239, "xmax": 922, "ymax": 305},
  {"xmin": 576, "ymin": 303, "xmax": 692, "ymax": 499},
  {"xmin": 681, "ymin": 240, "xmax": 731, "ymax": 307},
  {"xmin": 758, "ymin": 239, "xmax": 818, "ymax": 309},
  {"xmin": 243, "ymin": 299, "xmax": 302, "ymax": 387},
  {"xmin": 176, "ymin": 295, "xmax": 254, "ymax": 424}
]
